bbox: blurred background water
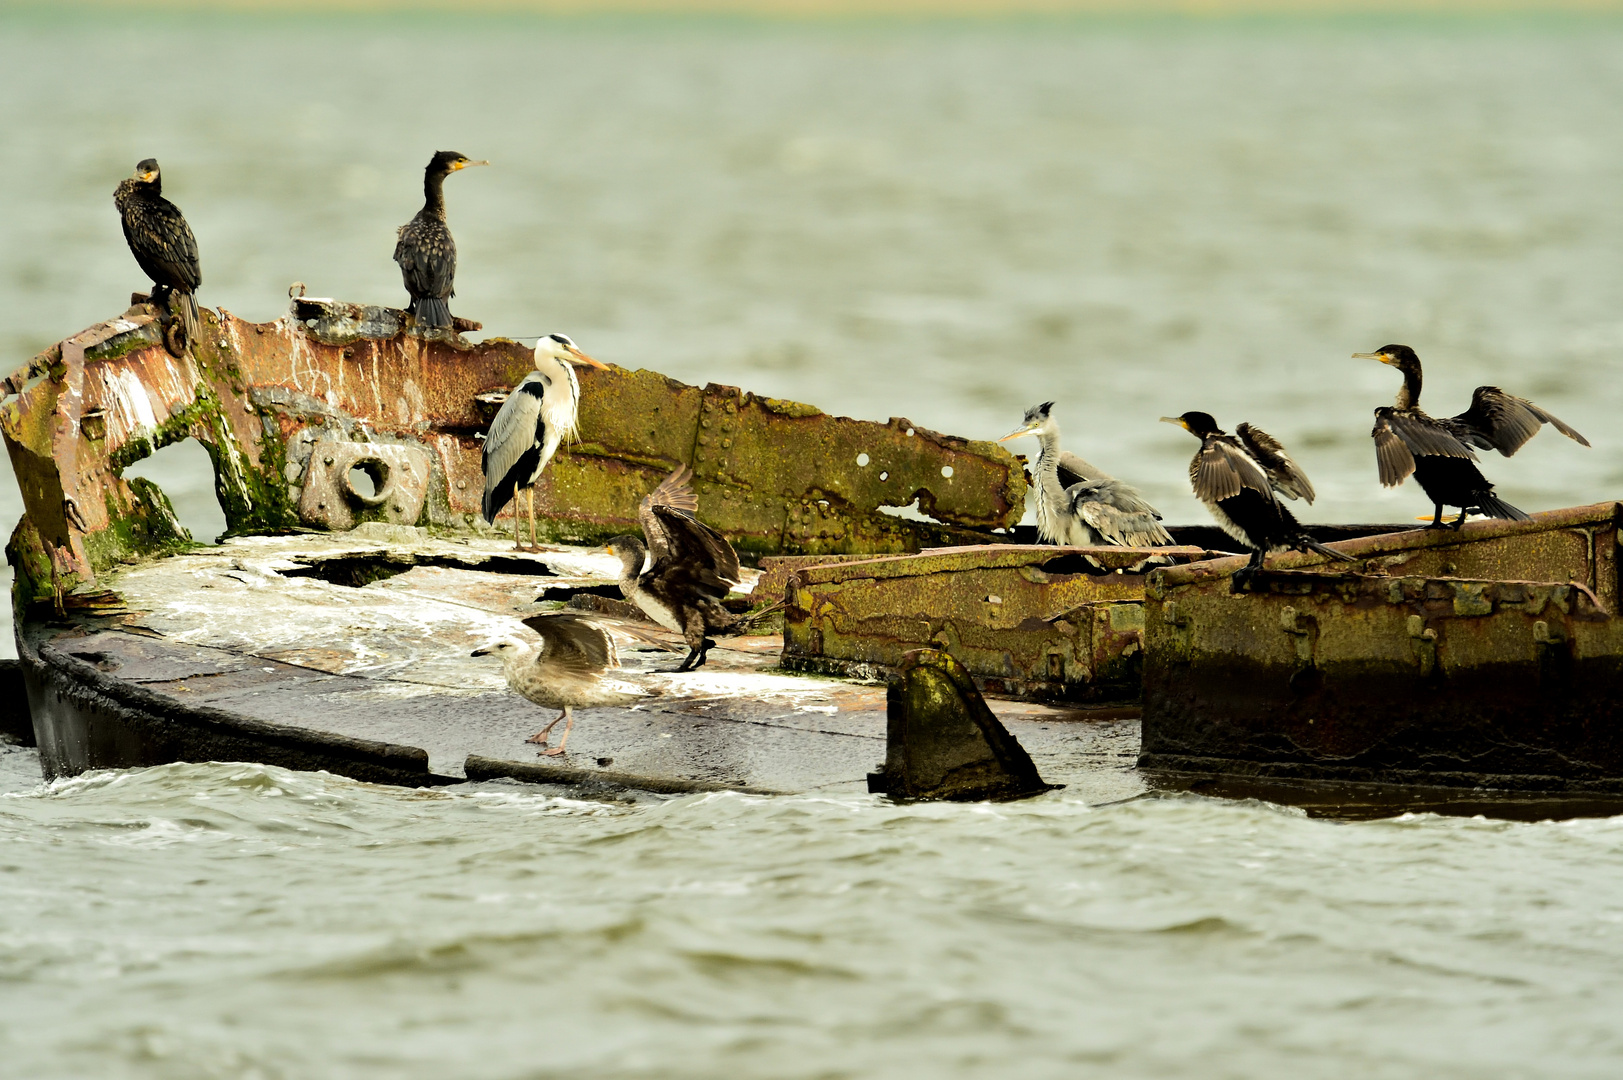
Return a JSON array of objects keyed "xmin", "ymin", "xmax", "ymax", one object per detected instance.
[{"xmin": 4, "ymin": 9, "xmax": 1623, "ymax": 1076}]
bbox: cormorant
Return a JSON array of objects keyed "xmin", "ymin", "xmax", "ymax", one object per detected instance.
[
  {"xmin": 1161, "ymin": 411, "xmax": 1354, "ymax": 585},
  {"xmin": 1000, "ymin": 402, "xmax": 1174, "ymax": 547},
  {"xmin": 606, "ymin": 465, "xmax": 742, "ymax": 672},
  {"xmin": 394, "ymin": 150, "xmax": 488, "ymax": 329},
  {"xmin": 472, "ymin": 613, "xmax": 646, "ymax": 756},
  {"xmin": 1355, "ymin": 345, "xmax": 1590, "ymax": 529},
  {"xmin": 481, "ymin": 333, "xmax": 606, "ymax": 551},
  {"xmin": 113, "ymin": 158, "xmax": 201, "ymax": 351}
]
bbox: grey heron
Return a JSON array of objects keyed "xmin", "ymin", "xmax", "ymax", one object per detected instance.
[
  {"xmin": 471, "ymin": 613, "xmax": 646, "ymax": 756},
  {"xmin": 605, "ymin": 465, "xmax": 742, "ymax": 673},
  {"xmin": 1356, "ymin": 345, "xmax": 1587, "ymax": 529},
  {"xmin": 480, "ymin": 333, "xmax": 606, "ymax": 551},
  {"xmin": 999, "ymin": 402, "xmax": 1174, "ymax": 547},
  {"xmin": 394, "ymin": 150, "xmax": 488, "ymax": 329},
  {"xmin": 1160, "ymin": 411, "xmax": 1353, "ymax": 586}
]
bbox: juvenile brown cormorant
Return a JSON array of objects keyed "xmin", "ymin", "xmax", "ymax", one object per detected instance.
[
  {"xmin": 481, "ymin": 333, "xmax": 606, "ymax": 551},
  {"xmin": 606, "ymin": 465, "xmax": 742, "ymax": 672},
  {"xmin": 394, "ymin": 150, "xmax": 488, "ymax": 329},
  {"xmin": 1162, "ymin": 412, "xmax": 1354, "ymax": 585},
  {"xmin": 113, "ymin": 158, "xmax": 201, "ymax": 349},
  {"xmin": 1000, "ymin": 402, "xmax": 1174, "ymax": 547},
  {"xmin": 472, "ymin": 613, "xmax": 647, "ymax": 756},
  {"xmin": 1355, "ymin": 345, "xmax": 1590, "ymax": 529}
]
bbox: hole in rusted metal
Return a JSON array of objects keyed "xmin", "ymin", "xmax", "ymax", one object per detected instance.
[
  {"xmin": 123, "ymin": 437, "xmax": 228, "ymax": 546},
  {"xmin": 856, "ymin": 453, "xmax": 870, "ymax": 467},
  {"xmin": 940, "ymin": 466, "xmax": 953, "ymax": 478},
  {"xmin": 879, "ymin": 471, "xmax": 889, "ymax": 481}
]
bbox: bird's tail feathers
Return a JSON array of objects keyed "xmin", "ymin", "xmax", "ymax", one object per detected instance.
[
  {"xmin": 412, "ymin": 297, "xmax": 453, "ymax": 329},
  {"xmin": 1474, "ymin": 492, "xmax": 1529, "ymax": 522},
  {"xmin": 178, "ymin": 292, "xmax": 200, "ymax": 341}
]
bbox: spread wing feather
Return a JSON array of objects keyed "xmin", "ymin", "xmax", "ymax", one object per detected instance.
[
  {"xmin": 1191, "ymin": 437, "xmax": 1271, "ymax": 504},
  {"xmin": 1235, "ymin": 423, "xmax": 1315, "ymax": 503},
  {"xmin": 1371, "ymin": 412, "xmax": 1417, "ymax": 487},
  {"xmin": 1452, "ymin": 386, "xmax": 1590, "ymax": 456},
  {"xmin": 649, "ymin": 507, "xmax": 740, "ymax": 598},
  {"xmin": 521, "ymin": 613, "xmax": 618, "ymax": 678},
  {"xmin": 639, "ymin": 465, "xmax": 700, "ymax": 563}
]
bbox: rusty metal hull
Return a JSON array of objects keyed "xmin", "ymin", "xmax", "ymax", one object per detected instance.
[{"xmin": 1141, "ymin": 503, "xmax": 1623, "ymax": 793}]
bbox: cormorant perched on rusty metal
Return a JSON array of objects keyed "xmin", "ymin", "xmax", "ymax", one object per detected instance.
[
  {"xmin": 999, "ymin": 402, "xmax": 1174, "ymax": 547},
  {"xmin": 1356, "ymin": 345, "xmax": 1590, "ymax": 529},
  {"xmin": 113, "ymin": 158, "xmax": 201, "ymax": 353},
  {"xmin": 480, "ymin": 333, "xmax": 606, "ymax": 551},
  {"xmin": 394, "ymin": 150, "xmax": 488, "ymax": 329},
  {"xmin": 1162, "ymin": 411, "xmax": 1354, "ymax": 586},
  {"xmin": 472, "ymin": 613, "xmax": 648, "ymax": 756},
  {"xmin": 606, "ymin": 465, "xmax": 742, "ymax": 672}
]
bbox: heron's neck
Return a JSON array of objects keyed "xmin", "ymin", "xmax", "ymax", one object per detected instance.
[
  {"xmin": 534, "ymin": 355, "xmax": 582, "ymax": 440},
  {"xmin": 422, "ymin": 170, "xmax": 448, "ymax": 218},
  {"xmin": 1033, "ymin": 428, "xmax": 1066, "ymax": 496},
  {"xmin": 1396, "ymin": 367, "xmax": 1421, "ymax": 411}
]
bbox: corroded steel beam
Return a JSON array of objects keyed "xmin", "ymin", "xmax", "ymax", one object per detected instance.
[
  {"xmin": 3, "ymin": 298, "xmax": 1027, "ymax": 606},
  {"xmin": 1140, "ymin": 503, "xmax": 1623, "ymax": 793}
]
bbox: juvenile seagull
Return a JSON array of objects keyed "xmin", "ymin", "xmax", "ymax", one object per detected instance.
[
  {"xmin": 999, "ymin": 402, "xmax": 1174, "ymax": 547},
  {"xmin": 114, "ymin": 158, "xmax": 201, "ymax": 350},
  {"xmin": 1161, "ymin": 411, "xmax": 1355, "ymax": 586},
  {"xmin": 481, "ymin": 333, "xmax": 606, "ymax": 551},
  {"xmin": 1356, "ymin": 344, "xmax": 1589, "ymax": 529},
  {"xmin": 606, "ymin": 465, "xmax": 742, "ymax": 673},
  {"xmin": 471, "ymin": 612, "xmax": 645, "ymax": 756},
  {"xmin": 394, "ymin": 150, "xmax": 488, "ymax": 329}
]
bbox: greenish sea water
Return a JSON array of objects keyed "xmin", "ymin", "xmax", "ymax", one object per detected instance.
[{"xmin": 3, "ymin": 15, "xmax": 1623, "ymax": 1076}]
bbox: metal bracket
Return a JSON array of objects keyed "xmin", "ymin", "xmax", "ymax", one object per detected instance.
[{"xmin": 297, "ymin": 439, "xmax": 431, "ymax": 531}]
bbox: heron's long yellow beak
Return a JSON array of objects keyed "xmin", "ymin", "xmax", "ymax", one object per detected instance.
[
  {"xmin": 453, "ymin": 159, "xmax": 491, "ymax": 170},
  {"xmin": 1352, "ymin": 351, "xmax": 1395, "ymax": 365},
  {"xmin": 1158, "ymin": 416, "xmax": 1190, "ymax": 430},
  {"xmin": 998, "ymin": 424, "xmax": 1039, "ymax": 443},
  {"xmin": 567, "ymin": 346, "xmax": 607, "ymax": 369}
]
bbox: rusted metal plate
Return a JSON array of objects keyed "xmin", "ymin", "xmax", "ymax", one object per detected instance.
[
  {"xmin": 297, "ymin": 439, "xmax": 431, "ymax": 530},
  {"xmin": 1140, "ymin": 503, "xmax": 1623, "ymax": 793},
  {"xmin": 778, "ymin": 542, "xmax": 1225, "ymax": 702},
  {"xmin": 3, "ymin": 299, "xmax": 1027, "ymax": 610}
]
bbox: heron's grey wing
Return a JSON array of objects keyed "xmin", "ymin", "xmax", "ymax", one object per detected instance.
[
  {"xmin": 1191, "ymin": 438, "xmax": 1271, "ymax": 503},
  {"xmin": 649, "ymin": 506, "xmax": 740, "ymax": 596},
  {"xmin": 1072, "ymin": 480, "xmax": 1174, "ymax": 546},
  {"xmin": 638, "ymin": 465, "xmax": 698, "ymax": 562},
  {"xmin": 1452, "ymin": 386, "xmax": 1590, "ymax": 456},
  {"xmin": 1371, "ymin": 411, "xmax": 1417, "ymax": 487},
  {"xmin": 522, "ymin": 613, "xmax": 615, "ymax": 677},
  {"xmin": 1056, "ymin": 450, "xmax": 1114, "ymax": 486},
  {"xmin": 482, "ymin": 378, "xmax": 545, "ymax": 481},
  {"xmin": 1235, "ymin": 422, "xmax": 1316, "ymax": 503}
]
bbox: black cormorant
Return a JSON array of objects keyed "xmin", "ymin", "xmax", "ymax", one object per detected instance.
[
  {"xmin": 480, "ymin": 333, "xmax": 606, "ymax": 551},
  {"xmin": 113, "ymin": 158, "xmax": 201, "ymax": 350},
  {"xmin": 394, "ymin": 150, "xmax": 488, "ymax": 329},
  {"xmin": 1355, "ymin": 345, "xmax": 1590, "ymax": 529},
  {"xmin": 606, "ymin": 465, "xmax": 742, "ymax": 672},
  {"xmin": 999, "ymin": 402, "xmax": 1174, "ymax": 547},
  {"xmin": 1161, "ymin": 411, "xmax": 1354, "ymax": 585}
]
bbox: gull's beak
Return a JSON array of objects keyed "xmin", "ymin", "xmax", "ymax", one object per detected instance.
[
  {"xmin": 470, "ymin": 646, "xmax": 489, "ymax": 657},
  {"xmin": 1158, "ymin": 416, "xmax": 1190, "ymax": 430},
  {"xmin": 453, "ymin": 159, "xmax": 491, "ymax": 170},
  {"xmin": 1352, "ymin": 351, "xmax": 1395, "ymax": 366},
  {"xmin": 998, "ymin": 424, "xmax": 1039, "ymax": 443},
  {"xmin": 565, "ymin": 345, "xmax": 607, "ymax": 369}
]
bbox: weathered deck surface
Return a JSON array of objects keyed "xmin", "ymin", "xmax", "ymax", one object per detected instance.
[{"xmin": 21, "ymin": 531, "xmax": 1143, "ymax": 800}]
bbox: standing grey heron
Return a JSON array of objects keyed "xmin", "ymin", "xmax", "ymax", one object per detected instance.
[
  {"xmin": 480, "ymin": 333, "xmax": 606, "ymax": 551},
  {"xmin": 1160, "ymin": 411, "xmax": 1354, "ymax": 587},
  {"xmin": 472, "ymin": 613, "xmax": 646, "ymax": 756},
  {"xmin": 394, "ymin": 150, "xmax": 488, "ymax": 329},
  {"xmin": 1355, "ymin": 344, "xmax": 1588, "ymax": 529},
  {"xmin": 999, "ymin": 402, "xmax": 1174, "ymax": 547},
  {"xmin": 605, "ymin": 465, "xmax": 742, "ymax": 672}
]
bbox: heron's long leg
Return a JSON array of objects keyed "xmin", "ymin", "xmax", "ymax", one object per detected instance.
[
  {"xmin": 528, "ymin": 487, "xmax": 539, "ymax": 552},
  {"xmin": 511, "ymin": 493, "xmax": 525, "ymax": 551},
  {"xmin": 526, "ymin": 708, "xmax": 568, "ymax": 745},
  {"xmin": 541, "ymin": 707, "xmax": 574, "ymax": 757}
]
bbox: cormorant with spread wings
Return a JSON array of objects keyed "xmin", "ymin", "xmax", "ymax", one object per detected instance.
[
  {"xmin": 1162, "ymin": 411, "xmax": 1353, "ymax": 585},
  {"xmin": 606, "ymin": 465, "xmax": 742, "ymax": 672},
  {"xmin": 1355, "ymin": 344, "xmax": 1589, "ymax": 529},
  {"xmin": 999, "ymin": 402, "xmax": 1174, "ymax": 547}
]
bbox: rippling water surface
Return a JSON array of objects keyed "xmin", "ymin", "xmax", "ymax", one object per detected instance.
[
  {"xmin": 4, "ymin": 750, "xmax": 1623, "ymax": 1079},
  {"xmin": 5, "ymin": 12, "xmax": 1623, "ymax": 1075}
]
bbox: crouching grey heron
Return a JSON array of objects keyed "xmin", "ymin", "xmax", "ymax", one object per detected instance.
[{"xmin": 480, "ymin": 332, "xmax": 606, "ymax": 551}]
